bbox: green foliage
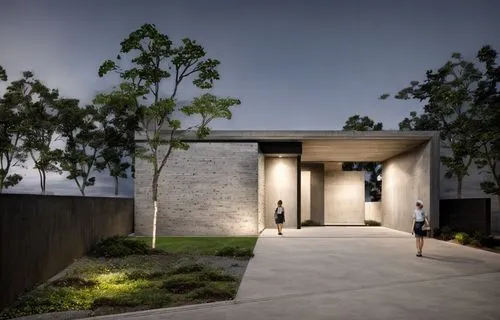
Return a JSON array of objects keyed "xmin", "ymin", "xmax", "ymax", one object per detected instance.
[
  {"xmin": 169, "ymin": 263, "xmax": 206, "ymax": 275},
  {"xmin": 93, "ymin": 85, "xmax": 139, "ymax": 195},
  {"xmin": 364, "ymin": 220, "xmax": 381, "ymax": 226},
  {"xmin": 187, "ymin": 283, "xmax": 236, "ymax": 301},
  {"xmin": 133, "ymin": 236, "xmax": 257, "ymax": 256},
  {"xmin": 51, "ymin": 277, "xmax": 97, "ymax": 289},
  {"xmin": 433, "ymin": 225, "xmax": 455, "ymax": 241},
  {"xmin": 55, "ymin": 100, "xmax": 105, "ymax": 196},
  {"xmin": 0, "ymin": 68, "xmax": 29, "ymax": 192},
  {"xmin": 454, "ymin": 232, "xmax": 471, "ymax": 245},
  {"xmin": 341, "ymin": 115, "xmax": 383, "ymax": 201},
  {"xmin": 161, "ymin": 274, "xmax": 206, "ymax": 294},
  {"xmin": 98, "ymin": 24, "xmax": 241, "ymax": 247},
  {"xmin": 0, "ymin": 65, "xmax": 7, "ymax": 81},
  {"xmin": 471, "ymin": 45, "xmax": 500, "ymax": 201},
  {"xmin": 214, "ymin": 246, "xmax": 254, "ymax": 258},
  {"xmin": 301, "ymin": 219, "xmax": 322, "ymax": 226},
  {"xmin": 342, "ymin": 114, "xmax": 383, "ymax": 132},
  {"xmin": 385, "ymin": 52, "xmax": 482, "ymax": 198},
  {"xmin": 90, "ymin": 236, "xmax": 151, "ymax": 258}
]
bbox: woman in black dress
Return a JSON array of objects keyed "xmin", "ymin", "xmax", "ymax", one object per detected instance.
[{"xmin": 274, "ymin": 200, "xmax": 285, "ymax": 235}]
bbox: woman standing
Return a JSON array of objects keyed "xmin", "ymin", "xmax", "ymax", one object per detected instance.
[
  {"xmin": 275, "ymin": 200, "xmax": 285, "ymax": 235},
  {"xmin": 412, "ymin": 200, "xmax": 429, "ymax": 257}
]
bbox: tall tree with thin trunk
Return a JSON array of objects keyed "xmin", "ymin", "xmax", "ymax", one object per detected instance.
[
  {"xmin": 98, "ymin": 24, "xmax": 240, "ymax": 248},
  {"xmin": 94, "ymin": 84, "xmax": 138, "ymax": 196},
  {"xmin": 381, "ymin": 52, "xmax": 481, "ymax": 198},
  {"xmin": 16, "ymin": 72, "xmax": 62, "ymax": 193},
  {"xmin": 472, "ymin": 45, "xmax": 500, "ymax": 207},
  {"xmin": 0, "ymin": 68, "xmax": 27, "ymax": 192},
  {"xmin": 56, "ymin": 99, "xmax": 105, "ymax": 196}
]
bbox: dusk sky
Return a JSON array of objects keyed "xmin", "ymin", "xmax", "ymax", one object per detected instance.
[{"xmin": 1, "ymin": 0, "xmax": 499, "ymax": 196}]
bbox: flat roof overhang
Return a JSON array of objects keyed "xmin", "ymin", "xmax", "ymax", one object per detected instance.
[{"xmin": 136, "ymin": 130, "xmax": 439, "ymax": 162}]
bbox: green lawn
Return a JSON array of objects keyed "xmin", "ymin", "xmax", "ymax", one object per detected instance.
[{"xmin": 135, "ymin": 237, "xmax": 258, "ymax": 256}]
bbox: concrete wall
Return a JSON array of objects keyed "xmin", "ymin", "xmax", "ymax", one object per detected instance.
[
  {"xmin": 0, "ymin": 194, "xmax": 133, "ymax": 308},
  {"xmin": 258, "ymin": 153, "xmax": 266, "ymax": 233},
  {"xmin": 301, "ymin": 171, "xmax": 311, "ymax": 221},
  {"xmin": 301, "ymin": 163, "xmax": 325, "ymax": 224},
  {"xmin": 381, "ymin": 138, "xmax": 439, "ymax": 233},
  {"xmin": 324, "ymin": 162, "xmax": 365, "ymax": 225},
  {"xmin": 365, "ymin": 202, "xmax": 382, "ymax": 223},
  {"xmin": 135, "ymin": 142, "xmax": 259, "ymax": 236},
  {"xmin": 265, "ymin": 157, "xmax": 298, "ymax": 228}
]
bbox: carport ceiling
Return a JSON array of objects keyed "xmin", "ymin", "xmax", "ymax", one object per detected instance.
[{"xmin": 301, "ymin": 139, "xmax": 427, "ymax": 162}]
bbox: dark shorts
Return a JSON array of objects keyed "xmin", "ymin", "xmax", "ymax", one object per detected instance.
[
  {"xmin": 414, "ymin": 221, "xmax": 427, "ymax": 237},
  {"xmin": 275, "ymin": 214, "xmax": 284, "ymax": 224}
]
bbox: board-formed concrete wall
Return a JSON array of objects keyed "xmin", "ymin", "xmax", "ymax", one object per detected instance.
[
  {"xmin": 381, "ymin": 138, "xmax": 439, "ymax": 233},
  {"xmin": 301, "ymin": 171, "xmax": 311, "ymax": 221},
  {"xmin": 135, "ymin": 142, "xmax": 259, "ymax": 236},
  {"xmin": 324, "ymin": 162, "xmax": 365, "ymax": 225},
  {"xmin": 264, "ymin": 157, "xmax": 298, "ymax": 228},
  {"xmin": 301, "ymin": 163, "xmax": 325, "ymax": 224},
  {"xmin": 365, "ymin": 202, "xmax": 382, "ymax": 223}
]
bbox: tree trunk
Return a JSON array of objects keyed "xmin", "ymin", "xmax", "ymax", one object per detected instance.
[
  {"xmin": 457, "ymin": 177, "xmax": 463, "ymax": 199},
  {"xmin": 114, "ymin": 176, "xmax": 119, "ymax": 196},
  {"xmin": 42, "ymin": 170, "xmax": 46, "ymax": 194},
  {"xmin": 151, "ymin": 173, "xmax": 159, "ymax": 249}
]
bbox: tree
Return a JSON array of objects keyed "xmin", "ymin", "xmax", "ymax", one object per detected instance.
[
  {"xmin": 98, "ymin": 24, "xmax": 241, "ymax": 248},
  {"xmin": 15, "ymin": 72, "xmax": 62, "ymax": 193},
  {"xmin": 472, "ymin": 45, "xmax": 500, "ymax": 206},
  {"xmin": 93, "ymin": 84, "xmax": 138, "ymax": 196},
  {"xmin": 381, "ymin": 52, "xmax": 481, "ymax": 198},
  {"xmin": 341, "ymin": 115, "xmax": 383, "ymax": 201},
  {"xmin": 56, "ymin": 99, "xmax": 105, "ymax": 196},
  {"xmin": 0, "ymin": 68, "xmax": 27, "ymax": 192}
]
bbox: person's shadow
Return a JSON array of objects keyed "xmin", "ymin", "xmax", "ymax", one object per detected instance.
[{"xmin": 421, "ymin": 255, "xmax": 483, "ymax": 264}]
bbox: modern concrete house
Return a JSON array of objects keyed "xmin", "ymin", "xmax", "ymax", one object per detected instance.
[{"xmin": 135, "ymin": 130, "xmax": 442, "ymax": 236}]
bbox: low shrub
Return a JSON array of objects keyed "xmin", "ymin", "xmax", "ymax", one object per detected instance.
[
  {"xmin": 126, "ymin": 270, "xmax": 166, "ymax": 280},
  {"xmin": 161, "ymin": 274, "xmax": 205, "ymax": 294},
  {"xmin": 301, "ymin": 220, "xmax": 322, "ymax": 227},
  {"xmin": 187, "ymin": 285, "xmax": 236, "ymax": 301},
  {"xmin": 199, "ymin": 269, "xmax": 237, "ymax": 282},
  {"xmin": 92, "ymin": 296, "xmax": 140, "ymax": 308},
  {"xmin": 364, "ymin": 220, "xmax": 381, "ymax": 226},
  {"xmin": 455, "ymin": 232, "xmax": 471, "ymax": 245},
  {"xmin": 90, "ymin": 236, "xmax": 151, "ymax": 258},
  {"xmin": 215, "ymin": 246, "xmax": 254, "ymax": 258},
  {"xmin": 434, "ymin": 225, "xmax": 455, "ymax": 241},
  {"xmin": 169, "ymin": 263, "xmax": 205, "ymax": 275},
  {"xmin": 50, "ymin": 277, "xmax": 97, "ymax": 289}
]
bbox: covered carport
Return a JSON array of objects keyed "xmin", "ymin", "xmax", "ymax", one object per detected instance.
[{"xmin": 258, "ymin": 131, "xmax": 441, "ymax": 234}]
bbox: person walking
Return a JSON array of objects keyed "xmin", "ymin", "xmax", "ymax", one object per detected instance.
[
  {"xmin": 274, "ymin": 200, "xmax": 285, "ymax": 235},
  {"xmin": 412, "ymin": 199, "xmax": 429, "ymax": 257}
]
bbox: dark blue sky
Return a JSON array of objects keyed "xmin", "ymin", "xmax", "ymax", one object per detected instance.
[{"xmin": 1, "ymin": 0, "xmax": 499, "ymax": 196}]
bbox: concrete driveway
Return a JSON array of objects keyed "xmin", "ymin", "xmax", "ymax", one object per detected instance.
[{"xmin": 93, "ymin": 227, "xmax": 500, "ymax": 320}]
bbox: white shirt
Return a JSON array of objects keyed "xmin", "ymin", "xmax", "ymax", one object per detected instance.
[
  {"xmin": 276, "ymin": 207, "xmax": 284, "ymax": 214},
  {"xmin": 413, "ymin": 209, "xmax": 426, "ymax": 222}
]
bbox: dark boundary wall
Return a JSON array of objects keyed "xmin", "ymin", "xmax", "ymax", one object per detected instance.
[
  {"xmin": 0, "ymin": 194, "xmax": 134, "ymax": 309},
  {"xmin": 440, "ymin": 198, "xmax": 491, "ymax": 234}
]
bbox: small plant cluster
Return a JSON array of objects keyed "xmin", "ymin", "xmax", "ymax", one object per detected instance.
[
  {"xmin": 433, "ymin": 226, "xmax": 497, "ymax": 248},
  {"xmin": 301, "ymin": 220, "xmax": 322, "ymax": 227},
  {"xmin": 214, "ymin": 246, "xmax": 254, "ymax": 258},
  {"xmin": 0, "ymin": 260, "xmax": 238, "ymax": 319},
  {"xmin": 89, "ymin": 236, "xmax": 152, "ymax": 258},
  {"xmin": 364, "ymin": 220, "xmax": 381, "ymax": 226}
]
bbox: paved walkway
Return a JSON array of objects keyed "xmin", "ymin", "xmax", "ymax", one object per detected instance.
[{"xmin": 92, "ymin": 227, "xmax": 500, "ymax": 320}]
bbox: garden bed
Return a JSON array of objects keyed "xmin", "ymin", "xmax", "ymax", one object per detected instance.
[{"xmin": 0, "ymin": 236, "xmax": 257, "ymax": 320}]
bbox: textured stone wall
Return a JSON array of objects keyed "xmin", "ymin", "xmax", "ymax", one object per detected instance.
[
  {"xmin": 258, "ymin": 153, "xmax": 266, "ymax": 233},
  {"xmin": 135, "ymin": 142, "xmax": 259, "ymax": 236}
]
